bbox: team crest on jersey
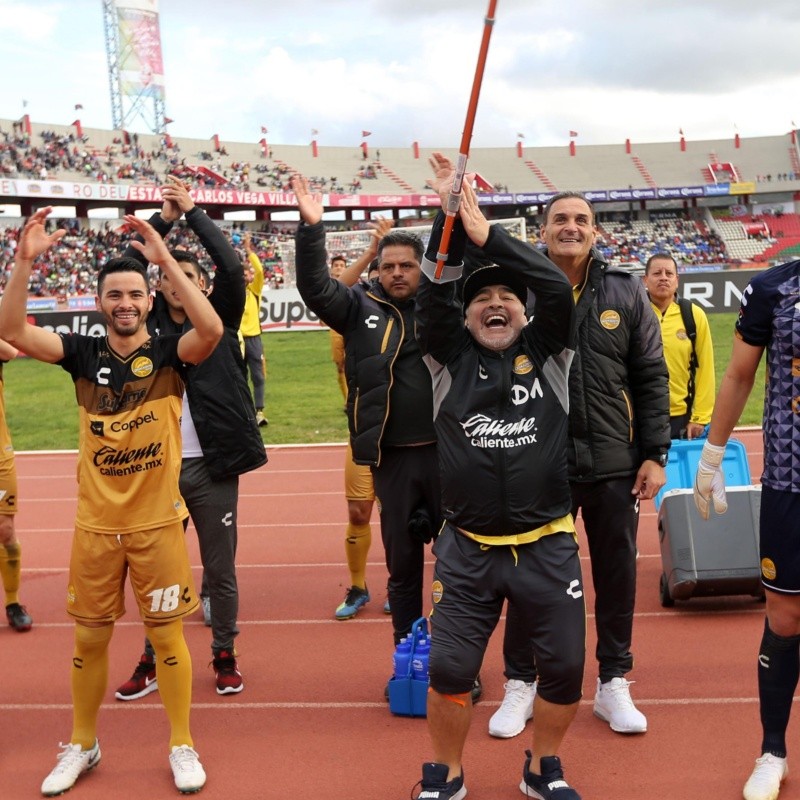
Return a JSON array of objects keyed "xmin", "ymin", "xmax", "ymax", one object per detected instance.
[
  {"xmin": 676, "ymin": 329, "xmax": 688, "ymax": 341},
  {"xmin": 431, "ymin": 580, "xmax": 444, "ymax": 604},
  {"xmin": 513, "ymin": 355, "xmax": 533, "ymax": 375},
  {"xmin": 90, "ymin": 420, "xmax": 104, "ymax": 436},
  {"xmin": 600, "ymin": 310, "xmax": 620, "ymax": 330},
  {"xmin": 792, "ymin": 358, "xmax": 800, "ymax": 378},
  {"xmin": 761, "ymin": 558, "xmax": 777, "ymax": 581},
  {"xmin": 131, "ymin": 357, "xmax": 154, "ymax": 378}
]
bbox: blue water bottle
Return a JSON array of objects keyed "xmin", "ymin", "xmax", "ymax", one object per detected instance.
[
  {"xmin": 412, "ymin": 635, "xmax": 430, "ymax": 682},
  {"xmin": 393, "ymin": 636, "xmax": 412, "ymax": 679}
]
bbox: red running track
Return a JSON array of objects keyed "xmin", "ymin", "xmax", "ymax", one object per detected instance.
[{"xmin": 2, "ymin": 430, "xmax": 799, "ymax": 799}]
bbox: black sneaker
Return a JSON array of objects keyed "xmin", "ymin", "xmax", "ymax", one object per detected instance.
[
  {"xmin": 412, "ymin": 762, "xmax": 466, "ymax": 800},
  {"xmin": 6, "ymin": 602, "xmax": 32, "ymax": 632},
  {"xmin": 471, "ymin": 673, "xmax": 482, "ymax": 704},
  {"xmin": 520, "ymin": 751, "xmax": 581, "ymax": 799}
]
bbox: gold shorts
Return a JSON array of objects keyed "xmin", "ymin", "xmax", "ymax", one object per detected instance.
[
  {"xmin": 67, "ymin": 521, "xmax": 198, "ymax": 624},
  {"xmin": 0, "ymin": 457, "xmax": 17, "ymax": 516},
  {"xmin": 344, "ymin": 442, "xmax": 374, "ymax": 502},
  {"xmin": 330, "ymin": 329, "xmax": 345, "ymax": 370}
]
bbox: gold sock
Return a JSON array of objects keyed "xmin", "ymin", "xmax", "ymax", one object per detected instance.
[
  {"xmin": 0, "ymin": 541, "xmax": 21, "ymax": 605},
  {"xmin": 148, "ymin": 619, "xmax": 194, "ymax": 749},
  {"xmin": 71, "ymin": 623, "xmax": 113, "ymax": 749},
  {"xmin": 344, "ymin": 523, "xmax": 371, "ymax": 589}
]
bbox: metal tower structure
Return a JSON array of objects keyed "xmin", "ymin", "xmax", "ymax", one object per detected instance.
[{"xmin": 102, "ymin": 0, "xmax": 167, "ymax": 134}]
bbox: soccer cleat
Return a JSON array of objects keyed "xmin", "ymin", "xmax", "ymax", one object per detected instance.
[
  {"xmin": 169, "ymin": 745, "xmax": 207, "ymax": 794},
  {"xmin": 489, "ymin": 679, "xmax": 536, "ymax": 738},
  {"xmin": 201, "ymin": 595, "xmax": 212, "ymax": 627},
  {"xmin": 255, "ymin": 410, "xmax": 268, "ymax": 427},
  {"xmin": 213, "ymin": 649, "xmax": 244, "ymax": 695},
  {"xmin": 593, "ymin": 677, "xmax": 647, "ymax": 733},
  {"xmin": 412, "ymin": 762, "xmax": 467, "ymax": 800},
  {"xmin": 41, "ymin": 740, "xmax": 101, "ymax": 797},
  {"xmin": 520, "ymin": 752, "xmax": 581, "ymax": 799},
  {"xmin": 334, "ymin": 585, "xmax": 370, "ymax": 620},
  {"xmin": 743, "ymin": 753, "xmax": 788, "ymax": 800},
  {"xmin": 6, "ymin": 602, "xmax": 32, "ymax": 632},
  {"xmin": 114, "ymin": 653, "xmax": 158, "ymax": 701}
]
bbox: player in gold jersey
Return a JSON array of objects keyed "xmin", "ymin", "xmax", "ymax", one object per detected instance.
[
  {"xmin": 0, "ymin": 337, "xmax": 32, "ymax": 632},
  {"xmin": 0, "ymin": 207, "xmax": 222, "ymax": 797}
]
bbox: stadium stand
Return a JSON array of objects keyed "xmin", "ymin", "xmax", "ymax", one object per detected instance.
[
  {"xmin": 3, "ymin": 118, "xmax": 799, "ymax": 193},
  {"xmin": 2, "ymin": 117, "xmax": 800, "ymax": 299}
]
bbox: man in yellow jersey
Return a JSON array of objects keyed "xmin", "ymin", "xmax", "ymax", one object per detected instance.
[
  {"xmin": 642, "ymin": 253, "xmax": 715, "ymax": 439},
  {"xmin": 241, "ymin": 232, "xmax": 268, "ymax": 426},
  {"xmin": 0, "ymin": 337, "xmax": 32, "ymax": 632},
  {"xmin": 0, "ymin": 207, "xmax": 222, "ymax": 797}
]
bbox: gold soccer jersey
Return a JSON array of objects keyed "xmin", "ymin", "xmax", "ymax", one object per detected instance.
[
  {"xmin": 59, "ymin": 334, "xmax": 189, "ymax": 534},
  {"xmin": 0, "ymin": 363, "xmax": 14, "ymax": 463}
]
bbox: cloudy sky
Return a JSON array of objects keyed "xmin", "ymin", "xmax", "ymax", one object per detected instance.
[{"xmin": 1, "ymin": 0, "xmax": 798, "ymax": 150}]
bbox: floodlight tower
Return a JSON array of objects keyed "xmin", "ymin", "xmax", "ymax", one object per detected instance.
[{"xmin": 102, "ymin": 0, "xmax": 167, "ymax": 134}]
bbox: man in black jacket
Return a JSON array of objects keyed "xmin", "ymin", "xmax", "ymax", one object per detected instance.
[
  {"xmin": 115, "ymin": 176, "xmax": 267, "ymax": 698},
  {"xmin": 412, "ymin": 159, "xmax": 584, "ymax": 800},
  {"xmin": 291, "ymin": 175, "xmax": 440, "ymax": 654},
  {"xmin": 492, "ymin": 192, "xmax": 670, "ymax": 740}
]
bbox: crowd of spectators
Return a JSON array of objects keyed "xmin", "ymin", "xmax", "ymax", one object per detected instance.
[
  {"xmin": 593, "ymin": 218, "xmax": 728, "ymax": 267},
  {"xmin": 0, "ymin": 218, "xmax": 286, "ymax": 302},
  {"xmin": 1, "ymin": 126, "xmax": 384, "ymax": 196}
]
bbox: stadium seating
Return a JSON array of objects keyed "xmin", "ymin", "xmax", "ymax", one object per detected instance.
[{"xmin": 3, "ymin": 117, "xmax": 799, "ymax": 194}]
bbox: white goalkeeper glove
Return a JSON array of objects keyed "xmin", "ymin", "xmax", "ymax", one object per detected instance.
[{"xmin": 693, "ymin": 441, "xmax": 728, "ymax": 520}]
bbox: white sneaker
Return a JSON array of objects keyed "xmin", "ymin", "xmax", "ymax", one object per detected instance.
[
  {"xmin": 170, "ymin": 745, "xmax": 207, "ymax": 794},
  {"xmin": 41, "ymin": 740, "xmax": 101, "ymax": 796},
  {"xmin": 743, "ymin": 753, "xmax": 788, "ymax": 800},
  {"xmin": 593, "ymin": 677, "xmax": 647, "ymax": 733},
  {"xmin": 488, "ymin": 679, "xmax": 536, "ymax": 738}
]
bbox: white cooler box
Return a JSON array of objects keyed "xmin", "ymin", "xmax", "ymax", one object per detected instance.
[{"xmin": 657, "ymin": 485, "xmax": 764, "ymax": 606}]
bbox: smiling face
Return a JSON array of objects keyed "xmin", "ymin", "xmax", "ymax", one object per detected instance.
[
  {"xmin": 96, "ymin": 271, "xmax": 153, "ymax": 339},
  {"xmin": 465, "ymin": 284, "xmax": 527, "ymax": 351},
  {"xmin": 540, "ymin": 196, "xmax": 597, "ymax": 272}
]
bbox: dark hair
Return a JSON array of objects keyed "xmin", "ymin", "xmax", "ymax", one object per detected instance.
[
  {"xmin": 377, "ymin": 230, "xmax": 424, "ymax": 263},
  {"xmin": 367, "ymin": 257, "xmax": 380, "ymax": 278},
  {"xmin": 331, "ymin": 255, "xmax": 346, "ymax": 266},
  {"xmin": 97, "ymin": 257, "xmax": 148, "ymax": 295},
  {"xmin": 542, "ymin": 191, "xmax": 595, "ymax": 226},
  {"xmin": 167, "ymin": 249, "xmax": 203, "ymax": 280},
  {"xmin": 644, "ymin": 252, "xmax": 677, "ymax": 274}
]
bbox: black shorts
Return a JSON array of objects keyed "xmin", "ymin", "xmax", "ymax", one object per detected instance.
[
  {"xmin": 759, "ymin": 485, "xmax": 800, "ymax": 594},
  {"xmin": 427, "ymin": 523, "xmax": 586, "ymax": 704}
]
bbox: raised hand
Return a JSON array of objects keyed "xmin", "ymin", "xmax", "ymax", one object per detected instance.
[
  {"xmin": 124, "ymin": 214, "xmax": 173, "ymax": 265},
  {"xmin": 16, "ymin": 207, "xmax": 66, "ymax": 262},
  {"xmin": 162, "ymin": 174, "xmax": 195, "ymax": 216},
  {"xmin": 290, "ymin": 174, "xmax": 323, "ymax": 226},
  {"xmin": 427, "ymin": 151, "xmax": 456, "ymax": 204},
  {"xmin": 367, "ymin": 216, "xmax": 394, "ymax": 252},
  {"xmin": 458, "ymin": 182, "xmax": 490, "ymax": 247}
]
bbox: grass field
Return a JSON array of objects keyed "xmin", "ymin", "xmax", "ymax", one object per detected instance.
[{"xmin": 4, "ymin": 314, "xmax": 764, "ymax": 452}]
